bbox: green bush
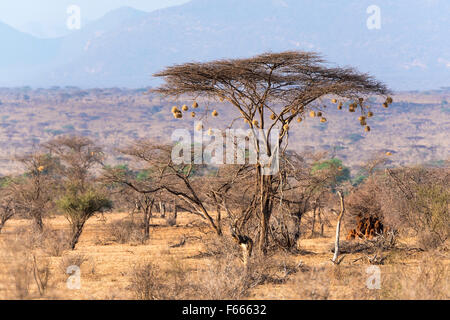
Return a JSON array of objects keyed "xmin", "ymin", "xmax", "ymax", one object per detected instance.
[{"xmin": 57, "ymin": 189, "xmax": 112, "ymax": 249}]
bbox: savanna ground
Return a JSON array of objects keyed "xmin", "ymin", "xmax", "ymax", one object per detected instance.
[{"xmin": 1, "ymin": 209, "xmax": 448, "ymax": 300}]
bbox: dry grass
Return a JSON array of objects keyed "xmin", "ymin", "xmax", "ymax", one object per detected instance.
[{"xmin": 0, "ymin": 211, "xmax": 448, "ymax": 300}]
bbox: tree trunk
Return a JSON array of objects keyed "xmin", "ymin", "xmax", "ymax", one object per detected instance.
[
  {"xmin": 70, "ymin": 222, "xmax": 86, "ymax": 250},
  {"xmin": 310, "ymin": 206, "xmax": 317, "ymax": 238},
  {"xmin": 294, "ymin": 214, "xmax": 302, "ymax": 250},
  {"xmin": 33, "ymin": 214, "xmax": 44, "ymax": 233},
  {"xmin": 332, "ymin": 191, "xmax": 345, "ymax": 264},
  {"xmin": 159, "ymin": 201, "xmax": 165, "ymax": 218},
  {"xmin": 143, "ymin": 201, "xmax": 153, "ymax": 240},
  {"xmin": 216, "ymin": 205, "xmax": 222, "ymax": 236},
  {"xmin": 319, "ymin": 209, "xmax": 324, "ymax": 237},
  {"xmin": 258, "ymin": 174, "xmax": 273, "ymax": 255}
]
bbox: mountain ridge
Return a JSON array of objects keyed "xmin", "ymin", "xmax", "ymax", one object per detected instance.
[{"xmin": 1, "ymin": 0, "xmax": 449, "ymax": 90}]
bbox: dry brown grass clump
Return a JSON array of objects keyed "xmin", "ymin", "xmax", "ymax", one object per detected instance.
[
  {"xmin": 129, "ymin": 262, "xmax": 164, "ymax": 300},
  {"xmin": 107, "ymin": 217, "xmax": 147, "ymax": 244},
  {"xmin": 59, "ymin": 253, "xmax": 87, "ymax": 275},
  {"xmin": 1, "ymin": 230, "xmax": 53, "ymax": 299},
  {"xmin": 381, "ymin": 253, "xmax": 449, "ymax": 299}
]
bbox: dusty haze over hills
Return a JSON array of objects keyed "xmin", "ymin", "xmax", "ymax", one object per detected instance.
[{"xmin": 0, "ymin": 0, "xmax": 449, "ymax": 90}]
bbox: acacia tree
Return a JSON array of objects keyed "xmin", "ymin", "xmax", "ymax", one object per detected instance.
[
  {"xmin": 0, "ymin": 182, "xmax": 15, "ymax": 233},
  {"xmin": 152, "ymin": 51, "xmax": 390, "ymax": 253},
  {"xmin": 9, "ymin": 153, "xmax": 59, "ymax": 233},
  {"xmin": 102, "ymin": 164, "xmax": 158, "ymax": 241},
  {"xmin": 45, "ymin": 136, "xmax": 111, "ymax": 249}
]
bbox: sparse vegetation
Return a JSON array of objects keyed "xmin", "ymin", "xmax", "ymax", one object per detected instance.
[{"xmin": 0, "ymin": 52, "xmax": 448, "ymax": 301}]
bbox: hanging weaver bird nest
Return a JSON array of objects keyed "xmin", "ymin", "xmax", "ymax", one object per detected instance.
[
  {"xmin": 252, "ymin": 120, "xmax": 259, "ymax": 127},
  {"xmin": 331, "ymin": 99, "xmax": 337, "ymax": 104},
  {"xmin": 360, "ymin": 119, "xmax": 367, "ymax": 126},
  {"xmin": 365, "ymin": 126, "xmax": 371, "ymax": 132},
  {"xmin": 383, "ymin": 103, "xmax": 389, "ymax": 108},
  {"xmin": 349, "ymin": 107, "xmax": 356, "ymax": 112},
  {"xmin": 386, "ymin": 152, "xmax": 392, "ymax": 156},
  {"xmin": 174, "ymin": 112, "xmax": 182, "ymax": 119},
  {"xmin": 212, "ymin": 110, "xmax": 219, "ymax": 117},
  {"xmin": 320, "ymin": 117, "xmax": 327, "ymax": 123},
  {"xmin": 358, "ymin": 116, "xmax": 366, "ymax": 121},
  {"xmin": 386, "ymin": 97, "xmax": 393, "ymax": 104},
  {"xmin": 38, "ymin": 166, "xmax": 45, "ymax": 172},
  {"xmin": 192, "ymin": 101, "xmax": 199, "ymax": 108},
  {"xmin": 172, "ymin": 106, "xmax": 179, "ymax": 113},
  {"xmin": 338, "ymin": 103, "xmax": 343, "ymax": 110},
  {"xmin": 270, "ymin": 113, "xmax": 277, "ymax": 120},
  {"xmin": 297, "ymin": 117, "xmax": 303, "ymax": 123},
  {"xmin": 191, "ymin": 112, "xmax": 196, "ymax": 118},
  {"xmin": 173, "ymin": 111, "xmax": 183, "ymax": 119},
  {"xmin": 182, "ymin": 105, "xmax": 189, "ymax": 111},
  {"xmin": 309, "ymin": 111, "xmax": 316, "ymax": 118},
  {"xmin": 291, "ymin": 108, "xmax": 296, "ymax": 115},
  {"xmin": 367, "ymin": 111, "xmax": 374, "ymax": 117}
]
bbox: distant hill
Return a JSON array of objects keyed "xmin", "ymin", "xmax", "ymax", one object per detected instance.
[
  {"xmin": 0, "ymin": 87, "xmax": 448, "ymax": 175},
  {"xmin": 0, "ymin": 0, "xmax": 449, "ymax": 90}
]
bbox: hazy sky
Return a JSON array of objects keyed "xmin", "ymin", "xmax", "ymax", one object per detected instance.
[{"xmin": 0, "ymin": 0, "xmax": 190, "ymax": 37}]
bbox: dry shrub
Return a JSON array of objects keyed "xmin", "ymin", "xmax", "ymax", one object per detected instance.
[
  {"xmin": 193, "ymin": 236, "xmax": 278, "ymax": 299},
  {"xmin": 10, "ymin": 225, "xmax": 70, "ymax": 256},
  {"xmin": 31, "ymin": 255, "xmax": 51, "ymax": 297},
  {"xmin": 288, "ymin": 266, "xmax": 332, "ymax": 300},
  {"xmin": 42, "ymin": 229, "xmax": 71, "ymax": 256},
  {"xmin": 3, "ymin": 234, "xmax": 52, "ymax": 299},
  {"xmin": 7, "ymin": 251, "xmax": 33, "ymax": 299},
  {"xmin": 194, "ymin": 255, "xmax": 277, "ymax": 300},
  {"xmin": 130, "ymin": 257, "xmax": 194, "ymax": 300},
  {"xmin": 346, "ymin": 176, "xmax": 385, "ymax": 229},
  {"xmin": 165, "ymin": 215, "xmax": 177, "ymax": 227},
  {"xmin": 129, "ymin": 262, "xmax": 165, "ymax": 300},
  {"xmin": 281, "ymin": 264, "xmax": 381, "ymax": 300},
  {"xmin": 201, "ymin": 234, "xmax": 242, "ymax": 259},
  {"xmin": 381, "ymin": 167, "xmax": 449, "ymax": 249},
  {"xmin": 59, "ymin": 253, "xmax": 87, "ymax": 275},
  {"xmin": 107, "ymin": 218, "xmax": 147, "ymax": 244},
  {"xmin": 382, "ymin": 253, "xmax": 449, "ymax": 299}
]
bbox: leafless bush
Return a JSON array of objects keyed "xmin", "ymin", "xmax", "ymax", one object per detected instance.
[
  {"xmin": 165, "ymin": 213, "xmax": 177, "ymax": 227},
  {"xmin": 381, "ymin": 167, "xmax": 449, "ymax": 249},
  {"xmin": 346, "ymin": 176, "xmax": 384, "ymax": 226},
  {"xmin": 4, "ymin": 236, "xmax": 52, "ymax": 299},
  {"xmin": 7, "ymin": 252, "xmax": 32, "ymax": 299},
  {"xmin": 195, "ymin": 254, "xmax": 251, "ymax": 299},
  {"xmin": 382, "ymin": 253, "xmax": 449, "ymax": 299},
  {"xmin": 0, "ymin": 192, "xmax": 15, "ymax": 233},
  {"xmin": 107, "ymin": 218, "xmax": 147, "ymax": 244},
  {"xmin": 201, "ymin": 234, "xmax": 241, "ymax": 259},
  {"xmin": 9, "ymin": 152, "xmax": 59, "ymax": 233},
  {"xmin": 129, "ymin": 262, "xmax": 165, "ymax": 300},
  {"xmin": 286, "ymin": 266, "xmax": 332, "ymax": 300},
  {"xmin": 59, "ymin": 253, "xmax": 87, "ymax": 275},
  {"xmin": 129, "ymin": 256, "xmax": 196, "ymax": 300},
  {"xmin": 193, "ymin": 237, "xmax": 279, "ymax": 299},
  {"xmin": 31, "ymin": 255, "xmax": 51, "ymax": 297},
  {"xmin": 42, "ymin": 229, "xmax": 71, "ymax": 256}
]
